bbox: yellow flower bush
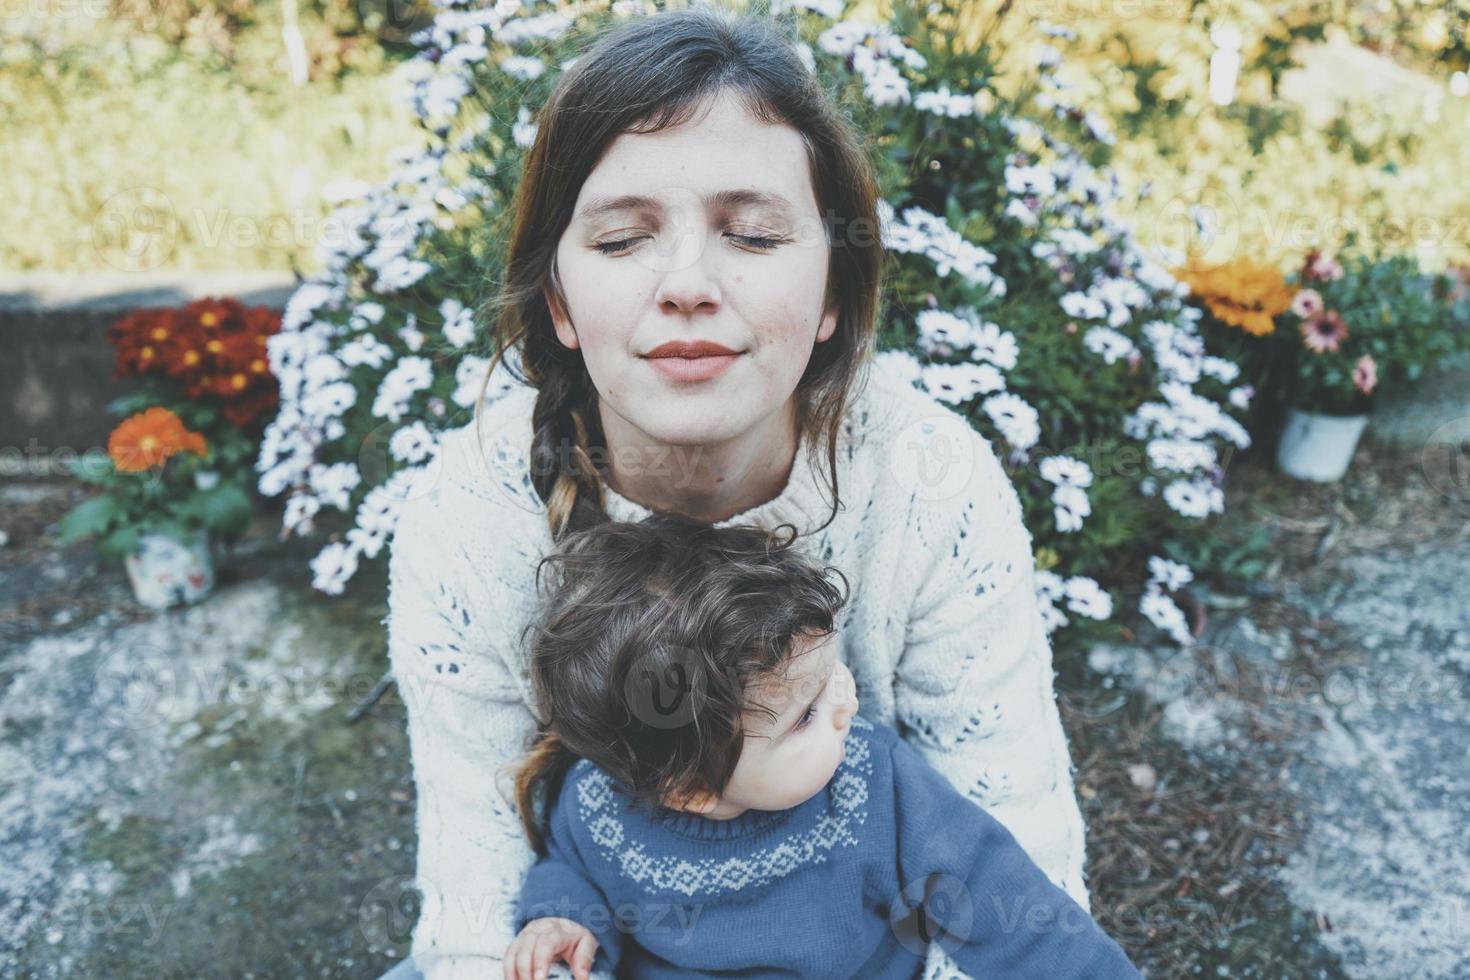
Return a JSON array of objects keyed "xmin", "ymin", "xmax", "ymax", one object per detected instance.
[{"xmin": 1172, "ymin": 255, "xmax": 1295, "ymax": 336}]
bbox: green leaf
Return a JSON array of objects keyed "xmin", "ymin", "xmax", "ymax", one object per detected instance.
[
  {"xmin": 56, "ymin": 495, "xmax": 124, "ymax": 544},
  {"xmin": 104, "ymin": 391, "xmax": 155, "ymax": 417},
  {"xmin": 147, "ymin": 519, "xmax": 197, "ymax": 547},
  {"xmin": 177, "ymin": 483, "xmax": 254, "ymax": 535},
  {"xmin": 97, "ymin": 525, "xmax": 143, "ymax": 561}
]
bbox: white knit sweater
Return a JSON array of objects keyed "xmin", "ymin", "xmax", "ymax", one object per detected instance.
[{"xmin": 386, "ymin": 360, "xmax": 1089, "ymax": 980}]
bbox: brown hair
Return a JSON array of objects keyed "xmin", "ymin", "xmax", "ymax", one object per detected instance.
[
  {"xmin": 512, "ymin": 512, "xmax": 850, "ymax": 855},
  {"xmin": 473, "ymin": 4, "xmax": 884, "ymax": 542}
]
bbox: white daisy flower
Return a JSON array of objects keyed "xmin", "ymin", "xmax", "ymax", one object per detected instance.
[
  {"xmin": 982, "ymin": 392, "xmax": 1040, "ymax": 451},
  {"xmin": 921, "ymin": 362, "xmax": 1004, "ymax": 405},
  {"xmin": 1083, "ymin": 326, "xmax": 1137, "ymax": 365},
  {"xmin": 398, "ymin": 313, "xmax": 426, "ymax": 353},
  {"xmin": 1053, "ymin": 484, "xmax": 1091, "ymax": 532},
  {"xmin": 440, "ymin": 298, "xmax": 477, "ymax": 348},
  {"xmin": 1141, "ymin": 589, "xmax": 1193, "ymax": 645},
  {"xmin": 969, "ymin": 321, "xmax": 1019, "ymax": 371},
  {"xmin": 1147, "ymin": 556, "xmax": 1194, "ymax": 592},
  {"xmin": 302, "ymin": 381, "xmax": 357, "ymax": 419},
  {"xmin": 1162, "ymin": 477, "xmax": 1223, "ymax": 519},
  {"xmin": 1040, "ymin": 455, "xmax": 1094, "ymax": 488},
  {"xmin": 1064, "ymin": 576, "xmax": 1113, "ymax": 620},
  {"xmin": 308, "ymin": 461, "xmax": 362, "ymax": 511},
  {"xmin": 501, "ymin": 55, "xmax": 545, "ymax": 80},
  {"xmin": 512, "ymin": 106, "xmax": 538, "ymax": 148},
  {"xmin": 1146, "ymin": 439, "xmax": 1216, "ymax": 473},
  {"xmin": 389, "ymin": 422, "xmax": 436, "ymax": 464},
  {"xmin": 311, "ymin": 541, "xmax": 360, "ymax": 596}
]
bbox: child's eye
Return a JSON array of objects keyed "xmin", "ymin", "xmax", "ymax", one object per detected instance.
[{"xmin": 793, "ymin": 704, "xmax": 817, "ymax": 730}]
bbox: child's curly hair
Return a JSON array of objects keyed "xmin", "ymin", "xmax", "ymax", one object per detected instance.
[{"xmin": 512, "ymin": 512, "xmax": 850, "ymax": 854}]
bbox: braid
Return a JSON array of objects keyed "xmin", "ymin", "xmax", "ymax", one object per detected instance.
[
  {"xmin": 512, "ymin": 727, "xmax": 580, "ymax": 855},
  {"xmin": 530, "ymin": 371, "xmax": 608, "ymax": 542}
]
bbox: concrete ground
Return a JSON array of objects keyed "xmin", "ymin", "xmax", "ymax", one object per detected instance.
[
  {"xmin": 0, "ymin": 494, "xmax": 416, "ymax": 979},
  {"xmin": 2, "ymin": 389, "xmax": 1468, "ymax": 978}
]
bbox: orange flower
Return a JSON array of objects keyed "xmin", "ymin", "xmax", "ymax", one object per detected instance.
[
  {"xmin": 109, "ymin": 308, "xmax": 186, "ymax": 377},
  {"xmin": 106, "ymin": 299, "xmax": 283, "ymax": 430},
  {"xmin": 1173, "ymin": 254, "xmax": 1294, "ymax": 336},
  {"xmin": 185, "ymin": 297, "xmax": 246, "ymax": 332},
  {"xmin": 107, "ymin": 407, "xmax": 208, "ymax": 473}
]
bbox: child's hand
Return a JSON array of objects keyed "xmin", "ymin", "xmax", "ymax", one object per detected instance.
[{"xmin": 503, "ymin": 916, "xmax": 599, "ymax": 980}]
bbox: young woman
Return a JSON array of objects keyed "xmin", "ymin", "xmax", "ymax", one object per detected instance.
[{"xmin": 384, "ymin": 8, "xmax": 1089, "ymax": 980}]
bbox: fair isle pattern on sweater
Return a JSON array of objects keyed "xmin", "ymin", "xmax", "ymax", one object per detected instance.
[
  {"xmin": 572, "ymin": 717, "xmax": 877, "ymax": 898},
  {"xmin": 385, "ymin": 357, "xmax": 1090, "ymax": 980}
]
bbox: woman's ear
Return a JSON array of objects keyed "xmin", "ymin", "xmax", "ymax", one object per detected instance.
[
  {"xmin": 543, "ymin": 283, "xmax": 580, "ymax": 350},
  {"xmin": 815, "ymin": 302, "xmax": 839, "ymax": 344}
]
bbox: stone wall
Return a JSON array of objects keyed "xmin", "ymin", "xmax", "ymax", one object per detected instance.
[{"xmin": 1, "ymin": 272, "xmax": 296, "ymax": 476}]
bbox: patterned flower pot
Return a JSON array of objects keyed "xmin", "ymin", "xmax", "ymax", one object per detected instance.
[
  {"xmin": 123, "ymin": 528, "xmax": 215, "ymax": 610},
  {"xmin": 1275, "ymin": 407, "xmax": 1370, "ymax": 482}
]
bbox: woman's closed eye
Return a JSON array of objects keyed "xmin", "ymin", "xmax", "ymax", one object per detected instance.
[{"xmin": 591, "ymin": 231, "xmax": 787, "ymax": 255}]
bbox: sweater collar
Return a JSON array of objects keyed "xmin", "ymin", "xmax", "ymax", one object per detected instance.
[{"xmin": 639, "ymin": 798, "xmax": 799, "ymax": 842}]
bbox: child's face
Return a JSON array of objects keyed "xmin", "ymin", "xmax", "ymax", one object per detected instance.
[{"xmin": 681, "ymin": 631, "xmax": 860, "ymax": 817}]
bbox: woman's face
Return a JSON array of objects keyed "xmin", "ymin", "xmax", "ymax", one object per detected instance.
[{"xmin": 546, "ymin": 90, "xmax": 838, "ymax": 449}]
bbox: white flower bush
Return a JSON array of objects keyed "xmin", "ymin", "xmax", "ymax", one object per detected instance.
[{"xmin": 258, "ymin": 0, "xmax": 1245, "ymax": 647}]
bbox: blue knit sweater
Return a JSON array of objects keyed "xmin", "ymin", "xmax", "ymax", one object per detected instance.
[{"xmin": 515, "ymin": 716, "xmax": 1140, "ymax": 979}]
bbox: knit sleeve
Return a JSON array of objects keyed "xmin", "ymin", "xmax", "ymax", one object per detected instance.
[
  {"xmin": 514, "ymin": 776, "xmax": 627, "ymax": 974},
  {"xmin": 388, "ymin": 487, "xmax": 612, "ymax": 980},
  {"xmin": 893, "ymin": 420, "xmax": 1090, "ymax": 915},
  {"xmin": 887, "ymin": 733, "xmax": 1139, "ymax": 978}
]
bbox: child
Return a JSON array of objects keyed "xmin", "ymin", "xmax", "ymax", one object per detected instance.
[{"xmin": 504, "ymin": 513, "xmax": 1141, "ymax": 980}]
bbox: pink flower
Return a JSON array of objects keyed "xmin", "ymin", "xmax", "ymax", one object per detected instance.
[
  {"xmin": 1291, "ymin": 288, "xmax": 1324, "ymax": 319},
  {"xmin": 1300, "ymin": 310, "xmax": 1349, "ymax": 353},
  {"xmin": 1302, "ymin": 250, "xmax": 1343, "ymax": 283},
  {"xmin": 1353, "ymin": 354, "xmax": 1378, "ymax": 395}
]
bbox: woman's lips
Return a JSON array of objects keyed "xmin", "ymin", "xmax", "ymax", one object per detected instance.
[{"xmin": 644, "ymin": 352, "xmax": 742, "ymax": 383}]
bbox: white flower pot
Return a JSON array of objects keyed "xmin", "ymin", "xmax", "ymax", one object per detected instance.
[
  {"xmin": 123, "ymin": 528, "xmax": 215, "ymax": 610},
  {"xmin": 1275, "ymin": 407, "xmax": 1369, "ymax": 482}
]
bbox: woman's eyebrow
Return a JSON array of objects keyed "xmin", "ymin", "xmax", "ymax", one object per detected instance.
[{"xmin": 576, "ymin": 188, "xmax": 796, "ymax": 222}]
